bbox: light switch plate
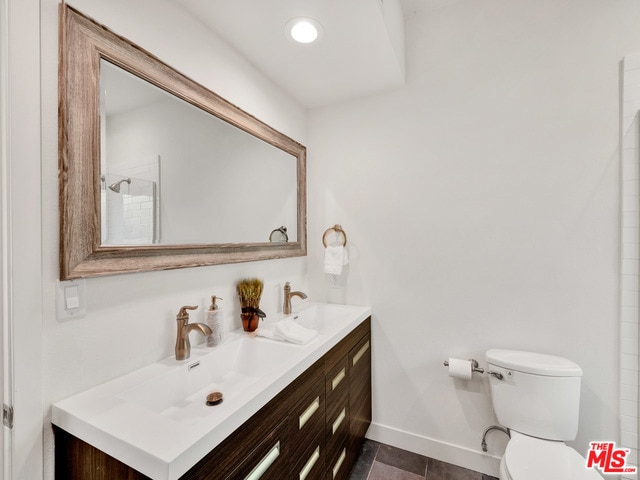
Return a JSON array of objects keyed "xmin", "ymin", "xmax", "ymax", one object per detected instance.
[{"xmin": 56, "ymin": 279, "xmax": 86, "ymax": 320}]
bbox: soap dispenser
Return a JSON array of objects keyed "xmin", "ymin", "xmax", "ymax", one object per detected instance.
[{"xmin": 206, "ymin": 296, "xmax": 223, "ymax": 347}]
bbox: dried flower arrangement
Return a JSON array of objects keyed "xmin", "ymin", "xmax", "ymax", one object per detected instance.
[
  {"xmin": 236, "ymin": 278, "xmax": 265, "ymax": 331},
  {"xmin": 236, "ymin": 278, "xmax": 263, "ymax": 309}
]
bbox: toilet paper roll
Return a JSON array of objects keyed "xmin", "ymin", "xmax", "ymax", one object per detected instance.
[{"xmin": 448, "ymin": 358, "xmax": 473, "ymax": 380}]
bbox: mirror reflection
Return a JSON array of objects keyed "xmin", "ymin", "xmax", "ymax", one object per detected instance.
[
  {"xmin": 99, "ymin": 60, "xmax": 298, "ymax": 246},
  {"xmin": 59, "ymin": 5, "xmax": 306, "ymax": 279}
]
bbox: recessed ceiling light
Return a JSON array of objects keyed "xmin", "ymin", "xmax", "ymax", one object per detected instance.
[{"xmin": 285, "ymin": 17, "xmax": 323, "ymax": 44}]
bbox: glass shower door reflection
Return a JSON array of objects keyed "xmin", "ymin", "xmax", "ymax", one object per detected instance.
[{"xmin": 101, "ymin": 174, "xmax": 159, "ymax": 245}]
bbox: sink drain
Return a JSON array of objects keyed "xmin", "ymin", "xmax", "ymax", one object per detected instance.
[{"xmin": 206, "ymin": 391, "xmax": 223, "ymax": 406}]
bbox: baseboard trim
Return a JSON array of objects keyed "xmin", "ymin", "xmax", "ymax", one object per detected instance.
[{"xmin": 365, "ymin": 422, "xmax": 501, "ymax": 478}]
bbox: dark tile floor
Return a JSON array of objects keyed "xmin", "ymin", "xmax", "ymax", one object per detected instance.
[{"xmin": 349, "ymin": 440, "xmax": 499, "ymax": 480}]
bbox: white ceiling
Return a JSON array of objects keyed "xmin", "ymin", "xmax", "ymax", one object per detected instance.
[
  {"xmin": 174, "ymin": 0, "xmax": 412, "ymax": 108},
  {"xmin": 400, "ymin": 0, "xmax": 463, "ymax": 14}
]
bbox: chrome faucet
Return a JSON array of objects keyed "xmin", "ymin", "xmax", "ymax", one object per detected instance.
[
  {"xmin": 175, "ymin": 305, "xmax": 212, "ymax": 361},
  {"xmin": 283, "ymin": 282, "xmax": 307, "ymax": 315}
]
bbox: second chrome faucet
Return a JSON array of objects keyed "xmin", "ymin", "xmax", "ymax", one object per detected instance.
[{"xmin": 283, "ymin": 282, "xmax": 307, "ymax": 315}]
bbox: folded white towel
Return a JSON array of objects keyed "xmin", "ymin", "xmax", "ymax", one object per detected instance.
[
  {"xmin": 255, "ymin": 318, "xmax": 318, "ymax": 345},
  {"xmin": 275, "ymin": 318, "xmax": 318, "ymax": 345},
  {"xmin": 254, "ymin": 326, "xmax": 280, "ymax": 341},
  {"xmin": 324, "ymin": 245, "xmax": 349, "ymax": 275}
]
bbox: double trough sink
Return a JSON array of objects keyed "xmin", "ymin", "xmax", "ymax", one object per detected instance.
[
  {"xmin": 118, "ymin": 336, "xmax": 300, "ymax": 424},
  {"xmin": 52, "ymin": 302, "xmax": 371, "ymax": 480}
]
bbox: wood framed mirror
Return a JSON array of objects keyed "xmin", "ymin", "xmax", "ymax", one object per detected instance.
[{"xmin": 59, "ymin": 5, "xmax": 306, "ymax": 279}]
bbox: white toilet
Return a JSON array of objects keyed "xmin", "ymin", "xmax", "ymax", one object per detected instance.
[{"xmin": 486, "ymin": 349, "xmax": 604, "ymax": 480}]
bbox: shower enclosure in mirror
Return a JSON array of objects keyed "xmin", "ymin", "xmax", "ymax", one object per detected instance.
[
  {"xmin": 101, "ymin": 173, "xmax": 159, "ymax": 245},
  {"xmin": 59, "ymin": 5, "xmax": 306, "ymax": 279}
]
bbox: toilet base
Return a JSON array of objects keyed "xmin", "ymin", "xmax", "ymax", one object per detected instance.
[
  {"xmin": 499, "ymin": 434, "xmax": 605, "ymax": 480},
  {"xmin": 499, "ymin": 457, "xmax": 509, "ymax": 480}
]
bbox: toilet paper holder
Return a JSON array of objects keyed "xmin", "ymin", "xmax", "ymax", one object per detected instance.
[{"xmin": 443, "ymin": 358, "xmax": 484, "ymax": 374}]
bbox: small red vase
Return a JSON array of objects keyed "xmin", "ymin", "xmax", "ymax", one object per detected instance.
[{"xmin": 241, "ymin": 312, "xmax": 259, "ymax": 332}]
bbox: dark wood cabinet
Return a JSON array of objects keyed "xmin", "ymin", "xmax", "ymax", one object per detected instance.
[
  {"xmin": 54, "ymin": 317, "xmax": 371, "ymax": 480},
  {"xmin": 324, "ymin": 324, "xmax": 371, "ymax": 480}
]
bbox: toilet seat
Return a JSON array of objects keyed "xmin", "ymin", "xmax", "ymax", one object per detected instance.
[{"xmin": 503, "ymin": 432, "xmax": 604, "ymax": 480}]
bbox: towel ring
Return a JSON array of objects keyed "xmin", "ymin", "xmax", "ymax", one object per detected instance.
[
  {"xmin": 269, "ymin": 226, "xmax": 288, "ymax": 243},
  {"xmin": 322, "ymin": 224, "xmax": 347, "ymax": 247}
]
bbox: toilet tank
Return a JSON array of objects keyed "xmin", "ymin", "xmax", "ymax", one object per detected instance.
[{"xmin": 486, "ymin": 349, "xmax": 583, "ymax": 441}]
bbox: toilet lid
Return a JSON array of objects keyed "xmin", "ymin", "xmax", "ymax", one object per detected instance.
[{"xmin": 505, "ymin": 433, "xmax": 604, "ymax": 480}]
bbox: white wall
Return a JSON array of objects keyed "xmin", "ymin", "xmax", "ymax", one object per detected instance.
[
  {"xmin": 39, "ymin": 1, "xmax": 308, "ymax": 479},
  {"xmin": 308, "ymin": 0, "xmax": 640, "ymax": 475}
]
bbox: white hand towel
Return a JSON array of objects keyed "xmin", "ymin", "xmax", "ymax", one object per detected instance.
[
  {"xmin": 255, "ymin": 319, "xmax": 318, "ymax": 345},
  {"xmin": 274, "ymin": 318, "xmax": 318, "ymax": 345},
  {"xmin": 324, "ymin": 245, "xmax": 349, "ymax": 275},
  {"xmin": 254, "ymin": 325, "xmax": 279, "ymax": 341}
]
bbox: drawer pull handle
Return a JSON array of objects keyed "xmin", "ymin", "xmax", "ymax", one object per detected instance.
[
  {"xmin": 352, "ymin": 340, "xmax": 370, "ymax": 367},
  {"xmin": 299, "ymin": 397, "xmax": 320, "ymax": 429},
  {"xmin": 332, "ymin": 368, "xmax": 346, "ymax": 390},
  {"xmin": 299, "ymin": 446, "xmax": 320, "ymax": 480},
  {"xmin": 244, "ymin": 441, "xmax": 280, "ymax": 480},
  {"xmin": 332, "ymin": 448, "xmax": 347, "ymax": 479},
  {"xmin": 332, "ymin": 407, "xmax": 346, "ymax": 435}
]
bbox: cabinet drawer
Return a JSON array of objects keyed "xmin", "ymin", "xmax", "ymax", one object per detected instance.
[
  {"xmin": 349, "ymin": 334, "xmax": 370, "ymax": 373},
  {"xmin": 325, "ymin": 445, "xmax": 349, "ymax": 480},
  {"xmin": 289, "ymin": 377, "xmax": 325, "ymax": 461},
  {"xmin": 291, "ymin": 432, "xmax": 325, "ymax": 480},
  {"xmin": 349, "ymin": 334, "xmax": 370, "ymax": 401},
  {"xmin": 325, "ymin": 355, "xmax": 348, "ymax": 401},
  {"xmin": 225, "ymin": 417, "xmax": 289, "ymax": 480},
  {"xmin": 325, "ymin": 386, "xmax": 349, "ymax": 462}
]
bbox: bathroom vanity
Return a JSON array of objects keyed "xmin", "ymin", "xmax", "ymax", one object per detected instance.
[{"xmin": 52, "ymin": 303, "xmax": 371, "ymax": 480}]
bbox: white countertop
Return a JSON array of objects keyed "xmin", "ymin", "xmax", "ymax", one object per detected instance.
[{"xmin": 52, "ymin": 302, "xmax": 371, "ymax": 480}]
